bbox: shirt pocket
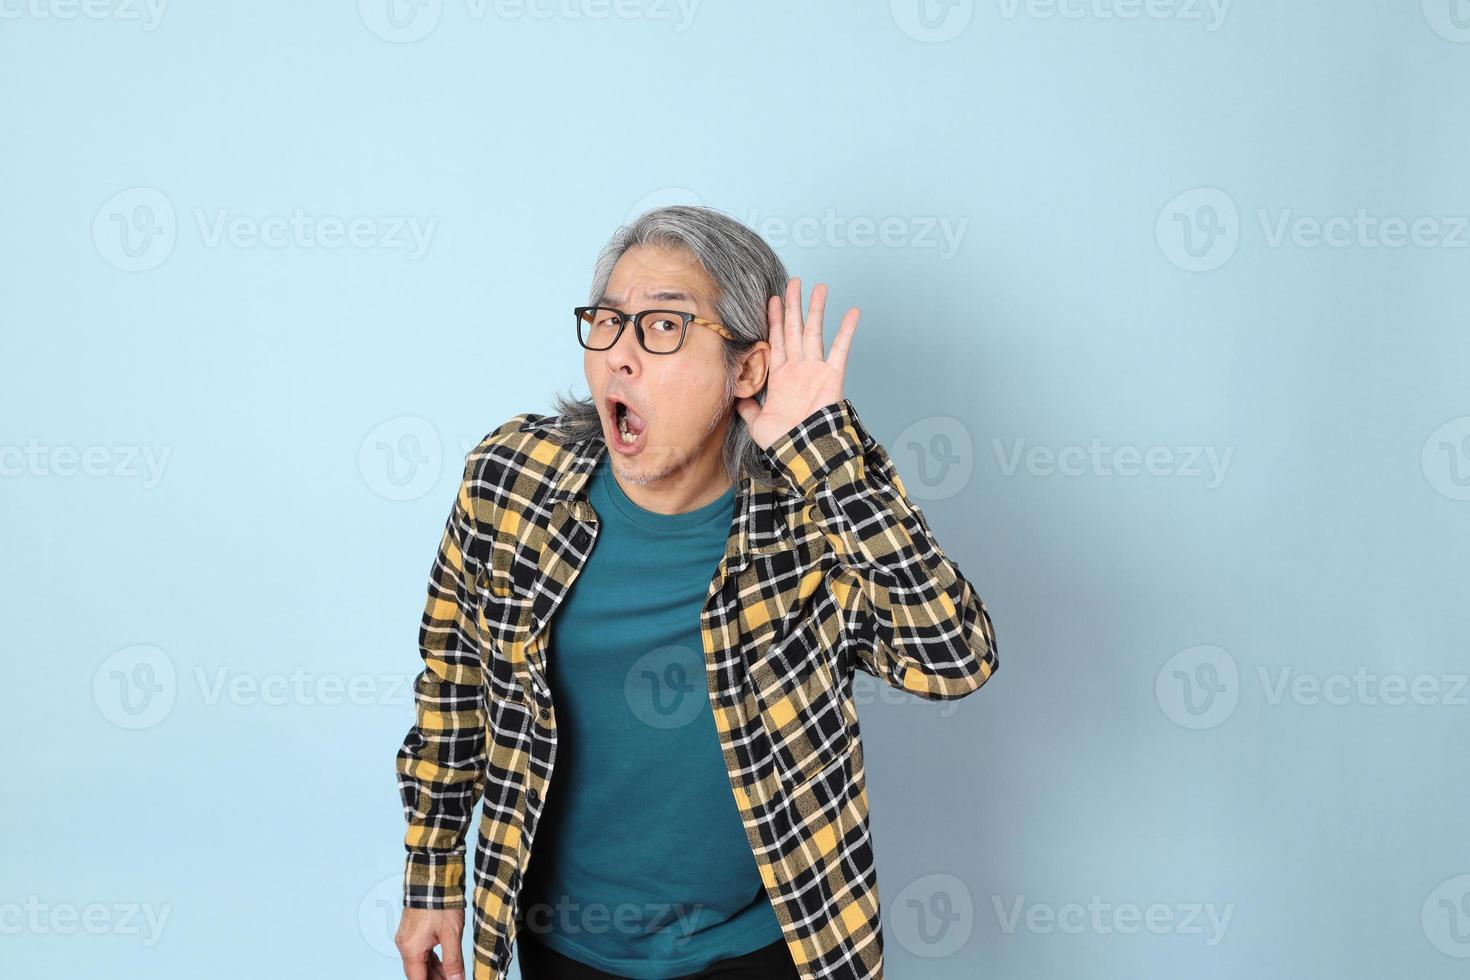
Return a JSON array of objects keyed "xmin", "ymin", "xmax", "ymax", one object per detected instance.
[{"xmin": 476, "ymin": 567, "xmax": 537, "ymax": 704}]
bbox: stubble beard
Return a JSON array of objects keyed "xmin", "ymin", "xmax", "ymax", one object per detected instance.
[{"xmin": 613, "ymin": 372, "xmax": 736, "ymax": 489}]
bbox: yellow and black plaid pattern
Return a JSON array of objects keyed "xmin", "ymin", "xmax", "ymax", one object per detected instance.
[{"xmin": 396, "ymin": 398, "xmax": 998, "ymax": 980}]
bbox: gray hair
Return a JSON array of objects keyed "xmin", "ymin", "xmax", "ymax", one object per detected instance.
[{"xmin": 550, "ymin": 205, "xmax": 789, "ymax": 490}]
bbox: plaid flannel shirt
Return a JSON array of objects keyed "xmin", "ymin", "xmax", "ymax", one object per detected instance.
[{"xmin": 395, "ymin": 397, "xmax": 998, "ymax": 980}]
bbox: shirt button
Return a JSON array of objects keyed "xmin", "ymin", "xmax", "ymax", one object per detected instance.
[{"xmin": 527, "ymin": 787, "xmax": 541, "ymax": 805}]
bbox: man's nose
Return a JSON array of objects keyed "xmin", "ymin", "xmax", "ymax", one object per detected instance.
[{"xmin": 604, "ymin": 319, "xmax": 643, "ymax": 370}]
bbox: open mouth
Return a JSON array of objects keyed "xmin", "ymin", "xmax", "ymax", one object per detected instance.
[{"xmin": 606, "ymin": 394, "xmax": 648, "ymax": 449}]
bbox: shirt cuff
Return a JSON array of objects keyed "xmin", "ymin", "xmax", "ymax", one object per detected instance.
[
  {"xmin": 758, "ymin": 398, "xmax": 868, "ymax": 497},
  {"xmin": 403, "ymin": 850, "xmax": 468, "ymax": 910}
]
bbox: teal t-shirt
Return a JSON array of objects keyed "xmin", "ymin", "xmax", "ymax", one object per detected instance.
[{"xmin": 517, "ymin": 453, "xmax": 785, "ymax": 978}]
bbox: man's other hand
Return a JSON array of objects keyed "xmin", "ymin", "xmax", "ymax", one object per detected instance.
[{"xmin": 396, "ymin": 907, "xmax": 467, "ymax": 980}]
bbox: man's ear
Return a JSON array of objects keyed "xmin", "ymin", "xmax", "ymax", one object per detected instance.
[{"xmin": 734, "ymin": 341, "xmax": 770, "ymax": 398}]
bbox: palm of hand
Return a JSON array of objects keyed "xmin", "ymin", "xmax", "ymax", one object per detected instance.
[{"xmin": 736, "ymin": 277, "xmax": 860, "ymax": 451}]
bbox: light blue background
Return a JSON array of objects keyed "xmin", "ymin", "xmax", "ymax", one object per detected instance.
[{"xmin": 3, "ymin": 1, "xmax": 1467, "ymax": 977}]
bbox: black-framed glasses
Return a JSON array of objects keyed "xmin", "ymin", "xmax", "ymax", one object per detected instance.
[{"xmin": 574, "ymin": 306, "xmax": 737, "ymax": 355}]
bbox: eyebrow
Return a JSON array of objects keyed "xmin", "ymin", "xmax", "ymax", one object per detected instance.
[{"xmin": 597, "ymin": 289, "xmax": 698, "ymax": 307}]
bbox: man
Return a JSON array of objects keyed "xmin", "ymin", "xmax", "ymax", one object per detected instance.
[{"xmin": 394, "ymin": 206, "xmax": 999, "ymax": 980}]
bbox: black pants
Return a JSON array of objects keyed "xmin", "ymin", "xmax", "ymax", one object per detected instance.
[{"xmin": 515, "ymin": 930, "xmax": 801, "ymax": 979}]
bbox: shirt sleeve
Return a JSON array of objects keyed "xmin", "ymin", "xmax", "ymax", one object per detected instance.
[
  {"xmin": 758, "ymin": 398, "xmax": 999, "ymax": 701},
  {"xmin": 395, "ymin": 454, "xmax": 489, "ymax": 910}
]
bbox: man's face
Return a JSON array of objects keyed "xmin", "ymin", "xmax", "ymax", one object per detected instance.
[{"xmin": 585, "ymin": 244, "xmax": 734, "ymax": 489}]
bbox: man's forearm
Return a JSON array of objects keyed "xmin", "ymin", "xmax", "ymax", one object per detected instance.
[{"xmin": 759, "ymin": 398, "xmax": 999, "ymax": 699}]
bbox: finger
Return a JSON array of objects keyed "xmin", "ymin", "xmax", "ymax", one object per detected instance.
[
  {"xmin": 804, "ymin": 282, "xmax": 828, "ymax": 361},
  {"xmin": 439, "ymin": 935, "xmax": 467, "ymax": 980},
  {"xmin": 784, "ymin": 277, "xmax": 804, "ymax": 360},
  {"xmin": 825, "ymin": 307, "xmax": 859, "ymax": 380},
  {"xmin": 767, "ymin": 294, "xmax": 786, "ymax": 369},
  {"xmin": 401, "ymin": 947, "xmax": 429, "ymax": 980},
  {"xmin": 425, "ymin": 950, "xmax": 447, "ymax": 980}
]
